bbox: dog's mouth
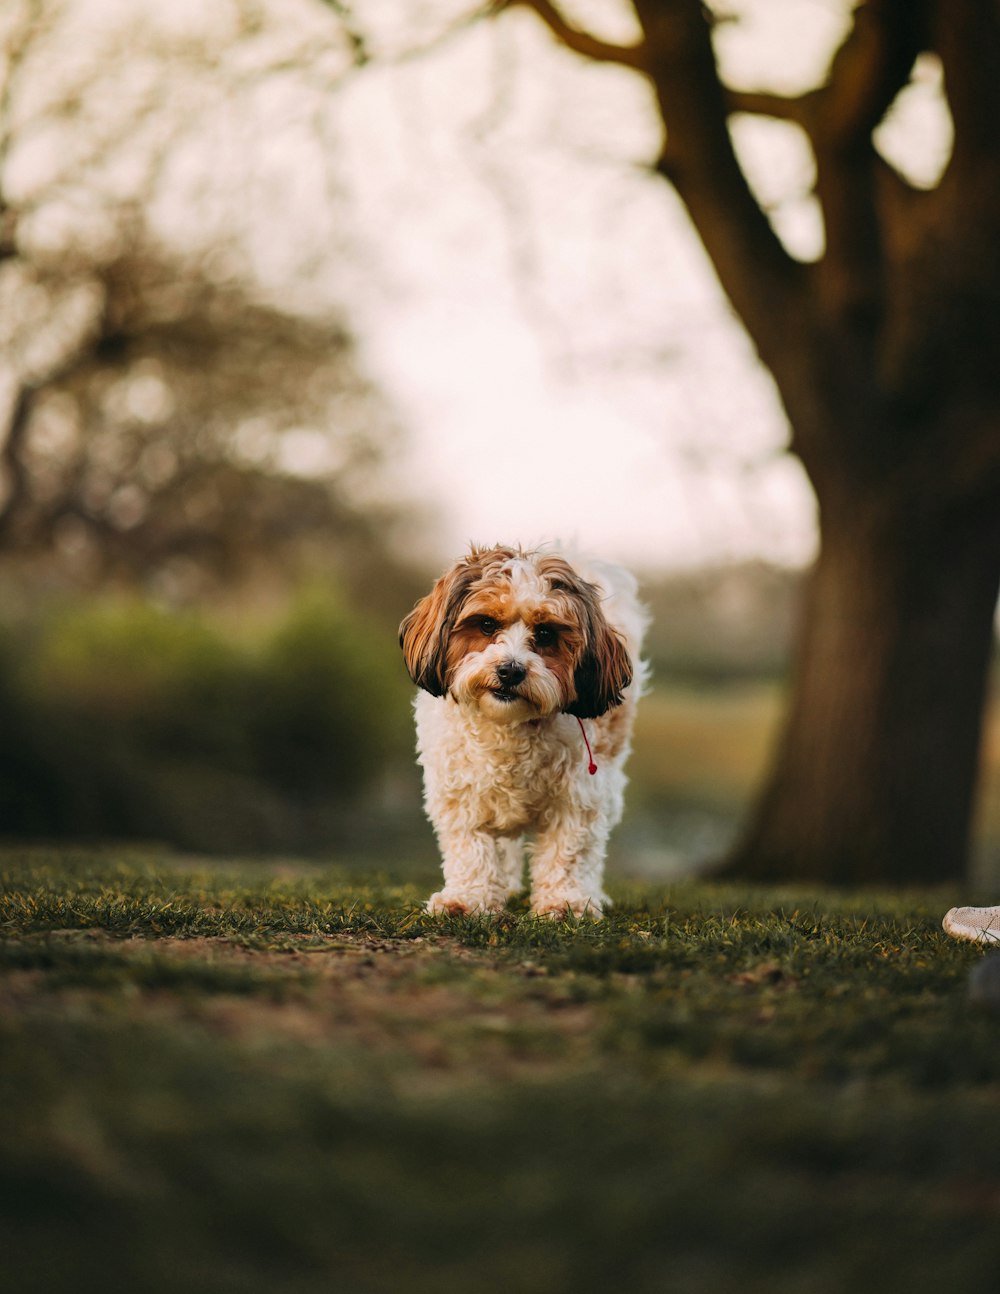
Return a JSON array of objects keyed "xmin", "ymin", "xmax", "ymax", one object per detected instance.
[{"xmin": 490, "ymin": 686, "xmax": 522, "ymax": 703}]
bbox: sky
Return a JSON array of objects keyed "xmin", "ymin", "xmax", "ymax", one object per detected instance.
[
  {"xmin": 336, "ymin": 5, "xmax": 819, "ymax": 569},
  {"xmin": 5, "ymin": 0, "xmax": 951, "ymax": 573},
  {"xmin": 327, "ymin": 1, "xmax": 950, "ymax": 570}
]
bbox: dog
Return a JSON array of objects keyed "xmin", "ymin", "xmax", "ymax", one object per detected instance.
[{"xmin": 399, "ymin": 544, "xmax": 648, "ymax": 918}]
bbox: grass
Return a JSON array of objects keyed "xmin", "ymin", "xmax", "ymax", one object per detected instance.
[{"xmin": 2, "ymin": 846, "xmax": 1000, "ymax": 1294}]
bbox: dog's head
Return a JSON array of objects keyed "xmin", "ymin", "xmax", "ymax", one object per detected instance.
[{"xmin": 399, "ymin": 546, "xmax": 632, "ymax": 722}]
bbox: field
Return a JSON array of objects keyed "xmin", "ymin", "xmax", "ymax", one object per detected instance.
[
  {"xmin": 2, "ymin": 846, "xmax": 1000, "ymax": 1294},
  {"xmin": 628, "ymin": 683, "xmax": 1000, "ymax": 884}
]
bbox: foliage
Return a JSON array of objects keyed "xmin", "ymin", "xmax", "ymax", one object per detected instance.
[
  {"xmin": 1, "ymin": 848, "xmax": 999, "ymax": 1293},
  {"xmin": 0, "ymin": 1, "xmax": 416, "ymax": 600},
  {"xmin": 0, "ymin": 592, "xmax": 413, "ymax": 853},
  {"xmin": 0, "ymin": 272, "xmax": 419, "ymax": 599}
]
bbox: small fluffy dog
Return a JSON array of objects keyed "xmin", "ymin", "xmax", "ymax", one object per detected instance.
[{"xmin": 399, "ymin": 544, "xmax": 648, "ymax": 918}]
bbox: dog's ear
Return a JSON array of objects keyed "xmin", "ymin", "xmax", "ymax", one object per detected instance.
[
  {"xmin": 565, "ymin": 613, "xmax": 633, "ymax": 719},
  {"xmin": 399, "ymin": 580, "xmax": 450, "ymax": 696},
  {"xmin": 399, "ymin": 561, "xmax": 477, "ymax": 696},
  {"xmin": 541, "ymin": 557, "xmax": 633, "ymax": 719}
]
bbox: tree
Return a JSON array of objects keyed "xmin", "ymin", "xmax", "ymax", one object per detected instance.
[
  {"xmin": 470, "ymin": 0, "xmax": 1000, "ymax": 885},
  {"xmin": 0, "ymin": 256, "xmax": 412, "ymax": 606},
  {"xmin": 0, "ymin": 0, "xmax": 421, "ymax": 610}
]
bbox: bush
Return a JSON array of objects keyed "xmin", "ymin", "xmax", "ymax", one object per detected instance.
[
  {"xmin": 0, "ymin": 590, "xmax": 414, "ymax": 853},
  {"xmin": 248, "ymin": 595, "xmax": 403, "ymax": 795}
]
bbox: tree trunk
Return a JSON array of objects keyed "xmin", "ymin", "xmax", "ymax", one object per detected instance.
[{"xmin": 723, "ymin": 484, "xmax": 1000, "ymax": 886}]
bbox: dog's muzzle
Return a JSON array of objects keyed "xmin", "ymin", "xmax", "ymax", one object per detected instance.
[{"xmin": 493, "ymin": 659, "xmax": 527, "ymax": 700}]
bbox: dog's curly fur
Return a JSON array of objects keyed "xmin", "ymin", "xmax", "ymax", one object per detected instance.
[{"xmin": 400, "ymin": 545, "xmax": 649, "ymax": 918}]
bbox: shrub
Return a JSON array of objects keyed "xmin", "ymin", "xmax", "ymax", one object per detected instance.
[{"xmin": 0, "ymin": 590, "xmax": 413, "ymax": 852}]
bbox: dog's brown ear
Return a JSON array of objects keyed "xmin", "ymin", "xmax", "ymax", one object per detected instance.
[
  {"xmin": 399, "ymin": 580, "xmax": 450, "ymax": 696},
  {"xmin": 399, "ymin": 562, "xmax": 478, "ymax": 696},
  {"xmin": 566, "ymin": 616, "xmax": 633, "ymax": 719}
]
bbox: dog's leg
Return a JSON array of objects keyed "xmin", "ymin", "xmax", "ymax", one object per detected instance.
[
  {"xmin": 528, "ymin": 815, "xmax": 611, "ymax": 919},
  {"xmin": 498, "ymin": 838, "xmax": 525, "ymax": 897},
  {"xmin": 426, "ymin": 830, "xmax": 510, "ymax": 916}
]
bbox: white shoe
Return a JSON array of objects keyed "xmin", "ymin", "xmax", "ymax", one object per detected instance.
[{"xmin": 942, "ymin": 905, "xmax": 1000, "ymax": 944}]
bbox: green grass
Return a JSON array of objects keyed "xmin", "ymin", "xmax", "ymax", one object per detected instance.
[{"xmin": 2, "ymin": 846, "xmax": 999, "ymax": 1294}]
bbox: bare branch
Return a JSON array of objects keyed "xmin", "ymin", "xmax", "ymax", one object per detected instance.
[
  {"xmin": 629, "ymin": 0, "xmax": 808, "ymax": 397},
  {"xmin": 819, "ymin": 0, "xmax": 926, "ymax": 150},
  {"xmin": 501, "ymin": 0, "xmax": 649, "ymax": 72},
  {"xmin": 0, "ymin": 0, "xmax": 51, "ymax": 262},
  {"xmin": 0, "ymin": 302, "xmax": 104, "ymax": 539},
  {"xmin": 725, "ymin": 89, "xmax": 809, "ymax": 126},
  {"xmin": 0, "ymin": 383, "xmax": 33, "ymax": 535},
  {"xmin": 805, "ymin": 0, "xmax": 926, "ymax": 326},
  {"xmin": 933, "ymin": 0, "xmax": 1000, "ymax": 176},
  {"xmin": 319, "ymin": 1, "xmax": 371, "ymax": 66}
]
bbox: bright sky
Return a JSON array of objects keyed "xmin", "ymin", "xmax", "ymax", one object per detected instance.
[
  {"xmin": 336, "ymin": 8, "xmax": 819, "ymax": 569},
  {"xmin": 329, "ymin": 2, "xmax": 950, "ymax": 570},
  {"xmin": 7, "ymin": 0, "xmax": 951, "ymax": 572}
]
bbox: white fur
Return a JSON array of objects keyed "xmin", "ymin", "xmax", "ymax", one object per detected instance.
[{"xmin": 410, "ymin": 547, "xmax": 649, "ymax": 919}]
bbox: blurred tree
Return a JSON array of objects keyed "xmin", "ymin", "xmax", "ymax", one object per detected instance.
[
  {"xmin": 0, "ymin": 0, "xmax": 417, "ymax": 613},
  {"xmin": 450, "ymin": 0, "xmax": 1000, "ymax": 886},
  {"xmin": 0, "ymin": 258, "xmax": 414, "ymax": 608},
  {"xmin": 0, "ymin": 1, "xmax": 439, "ymax": 854}
]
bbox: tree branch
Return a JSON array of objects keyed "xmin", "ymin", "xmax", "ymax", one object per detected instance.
[
  {"xmin": 820, "ymin": 0, "xmax": 926, "ymax": 149},
  {"xmin": 725, "ymin": 89, "xmax": 809, "ymax": 125},
  {"xmin": 1, "ymin": 1, "xmax": 50, "ymax": 263},
  {"xmin": 501, "ymin": 0, "xmax": 648, "ymax": 72},
  {"xmin": 629, "ymin": 0, "xmax": 808, "ymax": 395},
  {"xmin": 807, "ymin": 0, "xmax": 926, "ymax": 326},
  {"xmin": 0, "ymin": 383, "xmax": 34, "ymax": 539},
  {"xmin": 933, "ymin": 0, "xmax": 1000, "ymax": 176},
  {"xmin": 0, "ymin": 277, "xmax": 109, "ymax": 543},
  {"xmin": 319, "ymin": 1, "xmax": 371, "ymax": 66}
]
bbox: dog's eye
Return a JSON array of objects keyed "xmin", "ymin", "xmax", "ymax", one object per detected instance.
[
  {"xmin": 533, "ymin": 624, "xmax": 558, "ymax": 648},
  {"xmin": 477, "ymin": 617, "xmax": 498, "ymax": 636}
]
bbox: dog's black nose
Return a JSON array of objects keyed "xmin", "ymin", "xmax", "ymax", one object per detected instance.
[{"xmin": 496, "ymin": 660, "xmax": 527, "ymax": 687}]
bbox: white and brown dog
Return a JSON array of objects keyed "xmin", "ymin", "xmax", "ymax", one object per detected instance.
[{"xmin": 399, "ymin": 544, "xmax": 648, "ymax": 918}]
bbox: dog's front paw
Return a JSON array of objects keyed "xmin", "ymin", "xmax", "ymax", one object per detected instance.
[{"xmin": 426, "ymin": 889, "xmax": 506, "ymax": 917}]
